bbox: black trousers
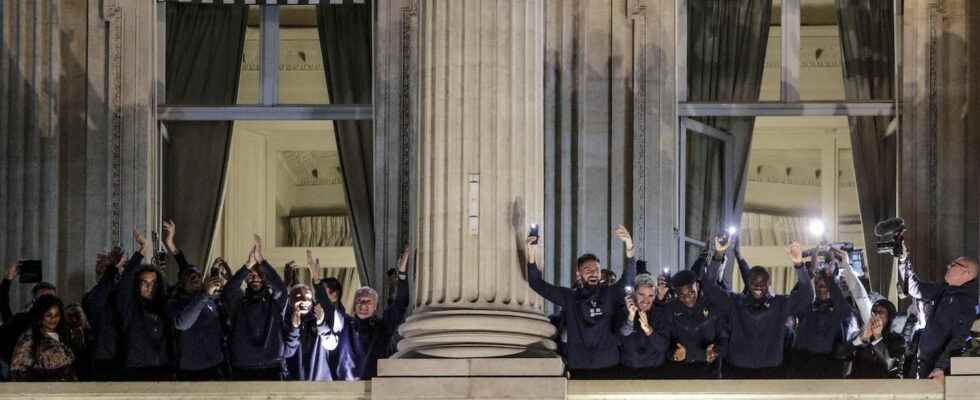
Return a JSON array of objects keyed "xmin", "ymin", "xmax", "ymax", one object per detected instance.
[
  {"xmin": 90, "ymin": 359, "xmax": 122, "ymax": 381},
  {"xmin": 233, "ymin": 366, "xmax": 282, "ymax": 381}
]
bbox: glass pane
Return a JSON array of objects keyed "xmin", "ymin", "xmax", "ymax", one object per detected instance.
[
  {"xmin": 684, "ymin": 127, "xmax": 725, "ymax": 245},
  {"xmin": 684, "ymin": 242, "xmax": 707, "ymax": 272}
]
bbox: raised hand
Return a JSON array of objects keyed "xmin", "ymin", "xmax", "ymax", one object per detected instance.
[
  {"xmin": 134, "ymin": 229, "xmax": 147, "ymax": 254},
  {"xmin": 291, "ymin": 307, "xmax": 302, "ymax": 329},
  {"xmin": 614, "ymin": 225, "xmax": 635, "ymax": 258},
  {"xmin": 673, "ymin": 343, "xmax": 687, "ymax": 362},
  {"xmin": 247, "ymin": 244, "xmax": 257, "ymax": 267},
  {"xmin": 5, "ymin": 263, "xmax": 18, "ymax": 281},
  {"xmin": 526, "ymin": 236, "xmax": 540, "ymax": 265},
  {"xmin": 314, "ymin": 304, "xmax": 326, "ymax": 326},
  {"xmin": 205, "ymin": 276, "xmax": 223, "ymax": 297},
  {"xmin": 307, "ymin": 249, "xmax": 322, "ymax": 283},
  {"xmin": 252, "ymin": 234, "xmax": 265, "ymax": 263},
  {"xmin": 625, "ymin": 296, "xmax": 638, "ymax": 321},
  {"xmin": 162, "ymin": 220, "xmax": 177, "ymax": 252},
  {"xmin": 638, "ymin": 311, "xmax": 653, "ymax": 336},
  {"xmin": 656, "ymin": 275, "xmax": 670, "ymax": 301},
  {"xmin": 706, "ymin": 344, "xmax": 718, "ymax": 363},
  {"xmin": 713, "ymin": 235, "xmax": 730, "ymax": 255},
  {"xmin": 787, "ymin": 241, "xmax": 804, "ymax": 265},
  {"xmin": 398, "ymin": 244, "xmax": 412, "ymax": 274}
]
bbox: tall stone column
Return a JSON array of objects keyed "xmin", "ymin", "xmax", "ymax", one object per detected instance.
[{"xmin": 395, "ymin": 0, "xmax": 555, "ymax": 359}]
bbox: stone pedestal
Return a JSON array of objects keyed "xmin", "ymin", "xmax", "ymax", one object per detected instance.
[
  {"xmin": 373, "ymin": 358, "xmax": 566, "ymax": 400},
  {"xmin": 397, "ymin": 0, "xmax": 555, "ymax": 359}
]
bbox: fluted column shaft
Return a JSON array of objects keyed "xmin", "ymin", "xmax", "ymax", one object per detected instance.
[{"xmin": 398, "ymin": 0, "xmax": 553, "ymax": 358}]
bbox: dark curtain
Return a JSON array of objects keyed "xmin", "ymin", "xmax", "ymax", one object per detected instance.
[
  {"xmin": 836, "ymin": 0, "xmax": 896, "ymax": 295},
  {"xmin": 316, "ymin": 3, "xmax": 376, "ymax": 289},
  {"xmin": 685, "ymin": 0, "xmax": 771, "ymax": 272},
  {"xmin": 163, "ymin": 4, "xmax": 247, "ymax": 270}
]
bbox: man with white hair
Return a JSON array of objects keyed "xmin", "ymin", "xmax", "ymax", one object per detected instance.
[{"xmin": 346, "ymin": 245, "xmax": 411, "ymax": 380}]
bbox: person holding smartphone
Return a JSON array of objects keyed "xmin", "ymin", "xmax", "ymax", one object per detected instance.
[{"xmin": 526, "ymin": 224, "xmax": 638, "ymax": 379}]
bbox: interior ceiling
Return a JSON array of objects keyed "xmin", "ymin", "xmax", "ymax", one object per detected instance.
[
  {"xmin": 246, "ymin": 2, "xmax": 839, "ymax": 28},
  {"xmin": 280, "ymin": 150, "xmax": 343, "ymax": 186}
]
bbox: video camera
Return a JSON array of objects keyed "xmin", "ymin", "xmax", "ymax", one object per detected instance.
[
  {"xmin": 802, "ymin": 242, "xmax": 854, "ymax": 258},
  {"xmin": 874, "ymin": 218, "xmax": 905, "ymax": 257}
]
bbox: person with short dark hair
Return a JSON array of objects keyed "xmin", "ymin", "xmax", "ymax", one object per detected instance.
[
  {"xmin": 223, "ymin": 235, "xmax": 288, "ymax": 381},
  {"xmin": 9, "ymin": 295, "xmax": 76, "ymax": 381},
  {"xmin": 661, "ymin": 269, "xmax": 726, "ymax": 379},
  {"xmin": 849, "ymin": 299, "xmax": 905, "ymax": 378},
  {"xmin": 162, "ymin": 220, "xmax": 227, "ymax": 380},
  {"xmin": 81, "ymin": 247, "xmax": 125, "ymax": 381},
  {"xmin": 898, "ymin": 250, "xmax": 979, "ymax": 381},
  {"xmin": 702, "ymin": 238, "xmax": 813, "ymax": 379},
  {"xmin": 788, "ymin": 252, "xmax": 859, "ymax": 379},
  {"xmin": 115, "ymin": 230, "xmax": 172, "ymax": 381},
  {"xmin": 526, "ymin": 225, "xmax": 638, "ymax": 379}
]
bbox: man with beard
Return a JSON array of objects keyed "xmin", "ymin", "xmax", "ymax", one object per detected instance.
[
  {"xmin": 898, "ymin": 250, "xmax": 979, "ymax": 382},
  {"xmin": 162, "ymin": 221, "xmax": 227, "ymax": 380},
  {"xmin": 282, "ymin": 285, "xmax": 352, "ymax": 381},
  {"xmin": 223, "ymin": 235, "xmax": 288, "ymax": 381},
  {"xmin": 346, "ymin": 245, "xmax": 411, "ymax": 380},
  {"xmin": 849, "ymin": 299, "xmax": 905, "ymax": 378},
  {"xmin": 618, "ymin": 273, "xmax": 670, "ymax": 378},
  {"xmin": 526, "ymin": 225, "xmax": 637, "ymax": 379},
  {"xmin": 703, "ymin": 237, "xmax": 813, "ymax": 379},
  {"xmin": 115, "ymin": 230, "xmax": 172, "ymax": 381},
  {"xmin": 788, "ymin": 250, "xmax": 859, "ymax": 379},
  {"xmin": 661, "ymin": 269, "xmax": 726, "ymax": 379}
]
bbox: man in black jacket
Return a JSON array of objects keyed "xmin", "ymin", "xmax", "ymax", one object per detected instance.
[
  {"xmin": 223, "ymin": 234, "xmax": 288, "ymax": 381},
  {"xmin": 703, "ymin": 238, "xmax": 813, "ymax": 379},
  {"xmin": 115, "ymin": 230, "xmax": 172, "ymax": 381},
  {"xmin": 661, "ymin": 269, "xmax": 726, "ymax": 379},
  {"xmin": 618, "ymin": 273, "xmax": 670, "ymax": 378},
  {"xmin": 526, "ymin": 225, "xmax": 637, "ymax": 379},
  {"xmin": 81, "ymin": 248, "xmax": 125, "ymax": 381},
  {"xmin": 898, "ymin": 251, "xmax": 979, "ymax": 381},
  {"xmin": 788, "ymin": 258, "xmax": 859, "ymax": 379}
]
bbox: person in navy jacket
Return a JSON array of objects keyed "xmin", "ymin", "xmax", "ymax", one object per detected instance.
[
  {"xmin": 282, "ymin": 284, "xmax": 353, "ymax": 381},
  {"xmin": 702, "ymin": 237, "xmax": 813, "ymax": 379},
  {"xmin": 162, "ymin": 220, "xmax": 227, "ymax": 380},
  {"xmin": 618, "ymin": 273, "xmax": 670, "ymax": 378},
  {"xmin": 222, "ymin": 234, "xmax": 288, "ymax": 381},
  {"xmin": 661, "ymin": 269, "xmax": 727, "ymax": 379},
  {"xmin": 346, "ymin": 245, "xmax": 411, "ymax": 380},
  {"xmin": 526, "ymin": 225, "xmax": 637, "ymax": 379},
  {"xmin": 898, "ymin": 249, "xmax": 979, "ymax": 381},
  {"xmin": 115, "ymin": 230, "xmax": 171, "ymax": 381}
]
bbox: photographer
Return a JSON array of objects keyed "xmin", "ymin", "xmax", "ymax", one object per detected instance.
[
  {"xmin": 618, "ymin": 273, "xmax": 670, "ymax": 378},
  {"xmin": 897, "ymin": 249, "xmax": 979, "ymax": 381},
  {"xmin": 702, "ymin": 238, "xmax": 813, "ymax": 378},
  {"xmin": 526, "ymin": 225, "xmax": 637, "ymax": 379},
  {"xmin": 788, "ymin": 250, "xmax": 859, "ymax": 379},
  {"xmin": 661, "ymin": 269, "xmax": 726, "ymax": 379}
]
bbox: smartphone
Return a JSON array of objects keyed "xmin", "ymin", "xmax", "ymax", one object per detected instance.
[
  {"xmin": 19, "ymin": 260, "xmax": 42, "ymax": 284},
  {"xmin": 528, "ymin": 224, "xmax": 540, "ymax": 245}
]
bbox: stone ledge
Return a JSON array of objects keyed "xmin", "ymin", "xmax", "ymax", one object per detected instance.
[
  {"xmin": 372, "ymin": 377, "xmax": 567, "ymax": 400},
  {"xmin": 951, "ymin": 357, "xmax": 980, "ymax": 375},
  {"xmin": 378, "ymin": 357, "xmax": 565, "ymax": 377},
  {"xmin": 568, "ymin": 380, "xmax": 943, "ymax": 400},
  {"xmin": 0, "ymin": 382, "xmax": 369, "ymax": 400}
]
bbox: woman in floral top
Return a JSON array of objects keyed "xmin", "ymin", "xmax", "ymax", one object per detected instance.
[{"xmin": 10, "ymin": 295, "xmax": 76, "ymax": 381}]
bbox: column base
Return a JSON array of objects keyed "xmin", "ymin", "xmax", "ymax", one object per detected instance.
[
  {"xmin": 373, "ymin": 358, "xmax": 566, "ymax": 400},
  {"xmin": 395, "ymin": 308, "xmax": 557, "ymax": 358}
]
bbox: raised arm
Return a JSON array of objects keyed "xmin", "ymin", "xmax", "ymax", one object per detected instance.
[
  {"xmin": 702, "ymin": 245, "xmax": 735, "ymax": 309},
  {"xmin": 115, "ymin": 231, "xmax": 148, "ymax": 326},
  {"xmin": 1, "ymin": 264, "xmax": 16, "ymax": 323},
  {"xmin": 162, "ymin": 220, "xmax": 192, "ymax": 273},
  {"xmin": 788, "ymin": 265, "xmax": 815, "ymax": 316},
  {"xmin": 733, "ymin": 240, "xmax": 752, "ymax": 292},
  {"xmin": 897, "ymin": 255, "xmax": 944, "ymax": 301},
  {"xmin": 222, "ymin": 265, "xmax": 250, "ymax": 318},
  {"xmin": 612, "ymin": 225, "xmax": 638, "ymax": 293},
  {"xmin": 836, "ymin": 249, "xmax": 872, "ymax": 324},
  {"xmin": 383, "ymin": 246, "xmax": 412, "ymax": 332},
  {"xmin": 525, "ymin": 236, "xmax": 570, "ymax": 307}
]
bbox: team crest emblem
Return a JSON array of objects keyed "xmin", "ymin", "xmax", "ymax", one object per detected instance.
[{"xmin": 702, "ymin": 309, "xmax": 709, "ymax": 318}]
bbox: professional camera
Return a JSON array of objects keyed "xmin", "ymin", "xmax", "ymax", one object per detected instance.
[
  {"xmin": 874, "ymin": 218, "xmax": 906, "ymax": 256},
  {"xmin": 802, "ymin": 242, "xmax": 854, "ymax": 258}
]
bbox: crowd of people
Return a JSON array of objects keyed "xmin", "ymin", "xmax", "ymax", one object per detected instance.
[
  {"xmin": 0, "ymin": 221, "xmax": 976, "ymax": 382},
  {"xmin": 529, "ymin": 226, "xmax": 980, "ymax": 381},
  {"xmin": 0, "ymin": 222, "xmax": 409, "ymax": 382}
]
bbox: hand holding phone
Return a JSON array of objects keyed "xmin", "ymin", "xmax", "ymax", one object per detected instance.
[{"xmin": 528, "ymin": 224, "xmax": 540, "ymax": 245}]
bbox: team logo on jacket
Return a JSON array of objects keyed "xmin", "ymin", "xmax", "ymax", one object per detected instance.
[{"xmin": 702, "ymin": 309, "xmax": 709, "ymax": 318}]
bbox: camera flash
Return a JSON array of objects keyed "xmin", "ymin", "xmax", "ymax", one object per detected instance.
[
  {"xmin": 727, "ymin": 226, "xmax": 738, "ymax": 236},
  {"xmin": 809, "ymin": 219, "xmax": 826, "ymax": 237}
]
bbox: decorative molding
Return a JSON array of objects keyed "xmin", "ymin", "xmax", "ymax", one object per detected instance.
[
  {"xmin": 630, "ymin": 0, "xmax": 647, "ymax": 259},
  {"xmin": 106, "ymin": 0, "xmax": 124, "ymax": 245},
  {"xmin": 397, "ymin": 0, "xmax": 419, "ymax": 249}
]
